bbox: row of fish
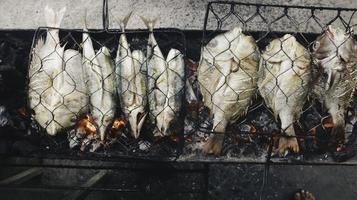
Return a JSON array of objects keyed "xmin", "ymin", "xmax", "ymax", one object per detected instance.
[
  {"xmin": 28, "ymin": 7, "xmax": 185, "ymax": 145},
  {"xmin": 29, "ymin": 6, "xmax": 357, "ymax": 155},
  {"xmin": 198, "ymin": 25, "xmax": 357, "ymax": 155}
]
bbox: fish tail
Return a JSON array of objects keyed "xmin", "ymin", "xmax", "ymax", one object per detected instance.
[
  {"xmin": 44, "ymin": 5, "xmax": 66, "ymax": 28},
  {"xmin": 139, "ymin": 16, "xmax": 157, "ymax": 32},
  {"xmin": 34, "ymin": 37, "xmax": 45, "ymax": 52},
  {"xmin": 118, "ymin": 12, "xmax": 132, "ymax": 31}
]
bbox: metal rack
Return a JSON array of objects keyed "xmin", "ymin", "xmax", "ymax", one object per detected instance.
[{"xmin": 0, "ymin": 1, "xmax": 357, "ymax": 199}]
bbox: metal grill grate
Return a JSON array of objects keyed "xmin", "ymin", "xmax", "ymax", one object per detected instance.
[{"xmin": 1, "ymin": 1, "xmax": 357, "ymax": 199}]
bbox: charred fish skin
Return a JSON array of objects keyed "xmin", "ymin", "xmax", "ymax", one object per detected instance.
[
  {"xmin": 116, "ymin": 13, "xmax": 148, "ymax": 139},
  {"xmin": 313, "ymin": 26, "xmax": 357, "ymax": 145},
  {"xmin": 258, "ymin": 34, "xmax": 311, "ymax": 154},
  {"xmin": 82, "ymin": 19, "xmax": 116, "ymax": 141},
  {"xmin": 28, "ymin": 6, "xmax": 67, "ymax": 135},
  {"xmin": 198, "ymin": 27, "xmax": 260, "ymax": 155},
  {"xmin": 140, "ymin": 16, "xmax": 169, "ymax": 137}
]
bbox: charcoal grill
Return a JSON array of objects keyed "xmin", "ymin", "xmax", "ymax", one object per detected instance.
[{"xmin": 1, "ymin": 1, "xmax": 357, "ymax": 199}]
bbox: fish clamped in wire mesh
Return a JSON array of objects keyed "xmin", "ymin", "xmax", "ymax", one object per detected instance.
[
  {"xmin": 312, "ymin": 26, "xmax": 357, "ymax": 156},
  {"xmin": 198, "ymin": 1, "xmax": 357, "ymax": 160},
  {"xmin": 258, "ymin": 34, "xmax": 312, "ymax": 155},
  {"xmin": 27, "ymin": 6, "xmax": 187, "ymax": 155},
  {"xmin": 140, "ymin": 17, "xmax": 186, "ymax": 139},
  {"xmin": 197, "ymin": 27, "xmax": 260, "ymax": 155},
  {"xmin": 28, "ymin": 6, "xmax": 89, "ymax": 138}
]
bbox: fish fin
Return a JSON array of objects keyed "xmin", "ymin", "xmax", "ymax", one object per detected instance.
[
  {"xmin": 139, "ymin": 16, "xmax": 157, "ymax": 32},
  {"xmin": 44, "ymin": 5, "xmax": 66, "ymax": 28},
  {"xmin": 34, "ymin": 37, "xmax": 45, "ymax": 52}
]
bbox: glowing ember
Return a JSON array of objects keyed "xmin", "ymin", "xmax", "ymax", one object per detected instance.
[
  {"xmin": 112, "ymin": 117, "xmax": 126, "ymax": 130},
  {"xmin": 336, "ymin": 144, "xmax": 345, "ymax": 152},
  {"xmin": 77, "ymin": 115, "xmax": 96, "ymax": 136},
  {"xmin": 170, "ymin": 134, "xmax": 181, "ymax": 142},
  {"xmin": 250, "ymin": 124, "xmax": 257, "ymax": 133},
  {"xmin": 17, "ymin": 107, "xmax": 27, "ymax": 116}
]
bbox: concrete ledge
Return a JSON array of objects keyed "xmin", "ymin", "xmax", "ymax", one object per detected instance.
[{"xmin": 0, "ymin": 0, "xmax": 356, "ymax": 30}]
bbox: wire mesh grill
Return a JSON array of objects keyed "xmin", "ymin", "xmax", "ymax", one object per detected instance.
[
  {"xmin": 0, "ymin": 1, "xmax": 356, "ymax": 164},
  {"xmin": 25, "ymin": 26, "xmax": 186, "ymax": 157},
  {"xmin": 197, "ymin": 1, "xmax": 357, "ymax": 162},
  {"xmin": 1, "ymin": 1, "xmax": 357, "ymax": 199}
]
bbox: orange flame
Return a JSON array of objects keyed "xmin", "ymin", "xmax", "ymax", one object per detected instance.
[
  {"xmin": 77, "ymin": 115, "xmax": 96, "ymax": 136},
  {"xmin": 112, "ymin": 117, "xmax": 126, "ymax": 130}
]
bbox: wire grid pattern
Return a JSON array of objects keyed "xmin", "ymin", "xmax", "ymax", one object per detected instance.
[
  {"xmin": 198, "ymin": 1, "xmax": 357, "ymax": 198},
  {"xmin": 26, "ymin": 27, "xmax": 186, "ymax": 156},
  {"xmin": 1, "ymin": 1, "xmax": 357, "ymax": 199}
]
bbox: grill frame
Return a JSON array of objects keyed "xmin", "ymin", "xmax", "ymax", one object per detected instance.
[{"xmin": 1, "ymin": 1, "xmax": 357, "ymax": 199}]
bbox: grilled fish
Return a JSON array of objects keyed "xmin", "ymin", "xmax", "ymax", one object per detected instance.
[
  {"xmin": 159, "ymin": 48, "xmax": 185, "ymax": 136},
  {"xmin": 29, "ymin": 6, "xmax": 86, "ymax": 135},
  {"xmin": 259, "ymin": 34, "xmax": 311, "ymax": 153},
  {"xmin": 141, "ymin": 16, "xmax": 185, "ymax": 137},
  {"xmin": 82, "ymin": 21, "xmax": 115, "ymax": 141},
  {"xmin": 313, "ymin": 26, "xmax": 357, "ymax": 146},
  {"xmin": 116, "ymin": 12, "xmax": 148, "ymax": 139},
  {"xmin": 140, "ymin": 16, "xmax": 168, "ymax": 137},
  {"xmin": 198, "ymin": 27, "xmax": 260, "ymax": 155}
]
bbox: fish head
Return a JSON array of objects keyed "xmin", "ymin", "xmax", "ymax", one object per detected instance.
[
  {"xmin": 128, "ymin": 108, "xmax": 147, "ymax": 139},
  {"xmin": 314, "ymin": 26, "xmax": 356, "ymax": 90}
]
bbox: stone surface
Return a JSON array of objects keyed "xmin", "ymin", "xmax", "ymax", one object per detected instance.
[{"xmin": 0, "ymin": 0, "xmax": 355, "ymax": 30}]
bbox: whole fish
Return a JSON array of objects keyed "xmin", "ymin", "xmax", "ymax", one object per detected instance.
[
  {"xmin": 159, "ymin": 48, "xmax": 185, "ymax": 136},
  {"xmin": 140, "ymin": 16, "xmax": 168, "ymax": 137},
  {"xmin": 258, "ymin": 34, "xmax": 311, "ymax": 153},
  {"xmin": 116, "ymin": 13, "xmax": 148, "ymax": 139},
  {"xmin": 51, "ymin": 49, "xmax": 89, "ymax": 133},
  {"xmin": 29, "ymin": 6, "xmax": 87, "ymax": 135},
  {"xmin": 313, "ymin": 26, "xmax": 357, "ymax": 145},
  {"xmin": 198, "ymin": 27, "xmax": 260, "ymax": 155},
  {"xmin": 82, "ymin": 21, "xmax": 116, "ymax": 141},
  {"xmin": 141, "ymin": 16, "xmax": 185, "ymax": 137}
]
